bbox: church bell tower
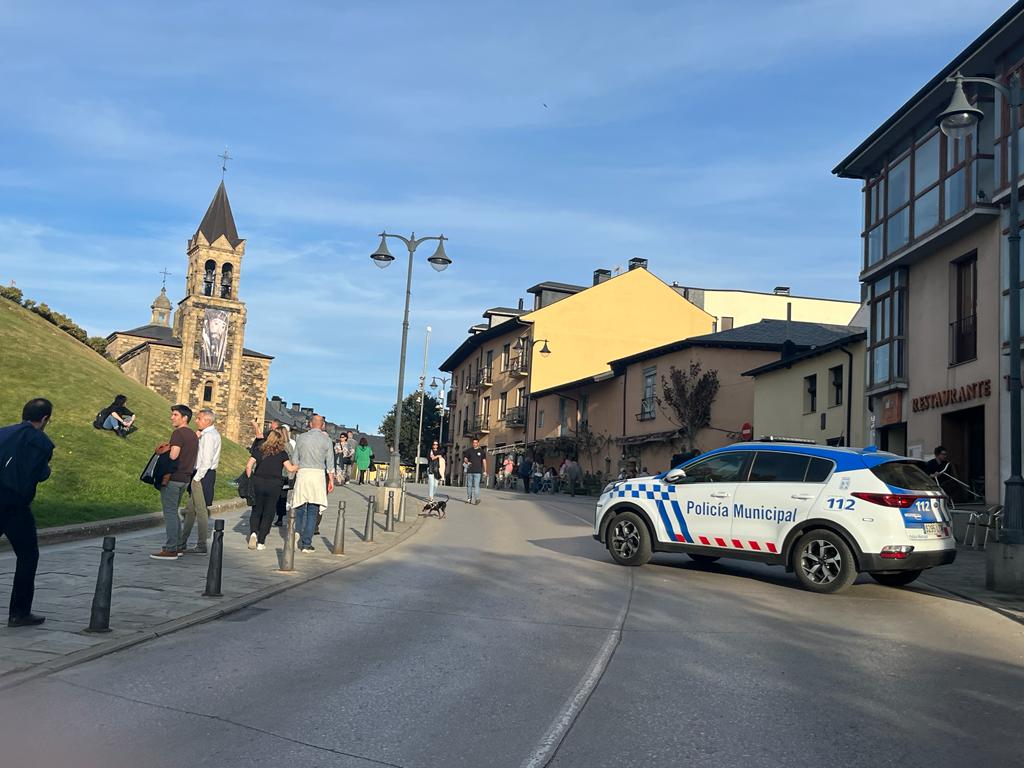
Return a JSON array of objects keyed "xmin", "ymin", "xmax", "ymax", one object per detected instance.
[{"xmin": 172, "ymin": 181, "xmax": 250, "ymax": 440}]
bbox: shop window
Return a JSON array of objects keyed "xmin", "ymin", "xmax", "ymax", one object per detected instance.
[{"xmin": 804, "ymin": 375, "xmax": 817, "ymax": 413}]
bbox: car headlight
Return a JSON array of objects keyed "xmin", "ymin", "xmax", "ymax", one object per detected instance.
[{"xmin": 602, "ymin": 481, "xmax": 618, "ymax": 495}]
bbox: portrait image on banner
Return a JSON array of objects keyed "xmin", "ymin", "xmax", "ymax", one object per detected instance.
[{"xmin": 200, "ymin": 308, "xmax": 230, "ymax": 372}]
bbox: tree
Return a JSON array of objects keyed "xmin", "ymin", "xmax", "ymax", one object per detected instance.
[
  {"xmin": 576, "ymin": 421, "xmax": 612, "ymax": 475},
  {"xmin": 379, "ymin": 391, "xmax": 446, "ymax": 463},
  {"xmin": 657, "ymin": 361, "xmax": 720, "ymax": 454}
]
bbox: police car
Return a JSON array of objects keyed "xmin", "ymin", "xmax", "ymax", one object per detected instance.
[{"xmin": 593, "ymin": 441, "xmax": 956, "ymax": 593}]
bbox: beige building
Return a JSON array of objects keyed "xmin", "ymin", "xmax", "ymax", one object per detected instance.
[
  {"xmin": 673, "ymin": 285, "xmax": 860, "ymax": 332},
  {"xmin": 107, "ymin": 182, "xmax": 272, "ymax": 442},
  {"xmin": 832, "ymin": 5, "xmax": 1024, "ymax": 504},
  {"xmin": 745, "ymin": 330, "xmax": 867, "ymax": 447}
]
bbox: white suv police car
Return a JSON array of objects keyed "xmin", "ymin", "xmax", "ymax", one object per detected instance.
[{"xmin": 593, "ymin": 442, "xmax": 956, "ymax": 593}]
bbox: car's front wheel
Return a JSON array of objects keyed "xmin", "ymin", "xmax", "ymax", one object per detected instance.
[
  {"xmin": 792, "ymin": 530, "xmax": 857, "ymax": 594},
  {"xmin": 870, "ymin": 570, "xmax": 923, "ymax": 587},
  {"xmin": 607, "ymin": 511, "xmax": 652, "ymax": 566}
]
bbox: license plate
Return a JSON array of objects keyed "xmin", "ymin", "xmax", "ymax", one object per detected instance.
[{"xmin": 923, "ymin": 522, "xmax": 943, "ymax": 536}]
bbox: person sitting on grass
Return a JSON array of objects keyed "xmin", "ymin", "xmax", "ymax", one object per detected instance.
[{"xmin": 96, "ymin": 394, "xmax": 136, "ymax": 438}]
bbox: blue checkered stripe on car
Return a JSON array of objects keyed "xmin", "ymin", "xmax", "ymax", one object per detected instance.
[{"xmin": 613, "ymin": 482, "xmax": 672, "ymax": 501}]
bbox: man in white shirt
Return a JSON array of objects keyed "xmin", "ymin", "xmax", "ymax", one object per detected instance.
[{"xmin": 179, "ymin": 408, "xmax": 222, "ymax": 554}]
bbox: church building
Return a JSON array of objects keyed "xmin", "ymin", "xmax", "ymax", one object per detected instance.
[{"xmin": 106, "ymin": 181, "xmax": 273, "ymax": 443}]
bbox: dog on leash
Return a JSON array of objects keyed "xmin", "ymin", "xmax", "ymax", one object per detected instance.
[{"xmin": 420, "ymin": 494, "xmax": 448, "ymax": 519}]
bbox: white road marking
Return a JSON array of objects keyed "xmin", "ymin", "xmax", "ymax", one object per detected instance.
[{"xmin": 520, "ymin": 569, "xmax": 634, "ymax": 768}]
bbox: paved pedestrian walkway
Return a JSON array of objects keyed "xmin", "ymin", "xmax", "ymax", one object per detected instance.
[{"xmin": 0, "ymin": 482, "xmax": 426, "ymax": 684}]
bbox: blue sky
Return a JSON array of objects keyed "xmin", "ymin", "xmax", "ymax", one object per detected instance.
[{"xmin": 0, "ymin": 0, "xmax": 1013, "ymax": 431}]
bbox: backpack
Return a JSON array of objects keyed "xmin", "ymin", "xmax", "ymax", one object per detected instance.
[{"xmin": 93, "ymin": 409, "xmax": 108, "ymax": 429}]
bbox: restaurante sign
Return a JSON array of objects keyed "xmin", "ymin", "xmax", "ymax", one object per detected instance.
[{"xmin": 911, "ymin": 379, "xmax": 991, "ymax": 413}]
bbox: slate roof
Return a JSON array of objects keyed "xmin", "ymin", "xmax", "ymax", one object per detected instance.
[
  {"xmin": 196, "ymin": 181, "xmax": 243, "ymax": 247},
  {"xmin": 483, "ymin": 307, "xmax": 528, "ymax": 317},
  {"xmin": 526, "ymin": 281, "xmax": 586, "ymax": 296},
  {"xmin": 609, "ymin": 320, "xmax": 864, "ymax": 372},
  {"xmin": 742, "ymin": 330, "xmax": 867, "ymax": 377},
  {"xmin": 440, "ymin": 317, "xmax": 532, "ymax": 372},
  {"xmin": 108, "ymin": 322, "xmax": 272, "ymax": 359}
]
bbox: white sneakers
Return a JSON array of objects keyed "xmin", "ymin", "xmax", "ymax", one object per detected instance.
[
  {"xmin": 256, "ymin": 543, "xmax": 266, "ymax": 551},
  {"xmin": 247, "ymin": 533, "xmax": 257, "ymax": 550}
]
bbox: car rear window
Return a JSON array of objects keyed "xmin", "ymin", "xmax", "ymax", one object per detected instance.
[{"xmin": 870, "ymin": 460, "xmax": 939, "ymax": 491}]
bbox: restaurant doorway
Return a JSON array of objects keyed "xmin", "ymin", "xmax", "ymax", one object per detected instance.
[{"xmin": 940, "ymin": 405, "xmax": 985, "ymax": 501}]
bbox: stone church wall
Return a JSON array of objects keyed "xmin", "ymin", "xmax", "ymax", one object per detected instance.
[
  {"xmin": 148, "ymin": 346, "xmax": 183, "ymax": 403},
  {"xmin": 118, "ymin": 345, "xmax": 150, "ymax": 388}
]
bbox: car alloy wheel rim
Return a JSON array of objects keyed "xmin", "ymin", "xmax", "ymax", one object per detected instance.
[
  {"xmin": 801, "ymin": 539, "xmax": 842, "ymax": 584},
  {"xmin": 612, "ymin": 520, "xmax": 641, "ymax": 559}
]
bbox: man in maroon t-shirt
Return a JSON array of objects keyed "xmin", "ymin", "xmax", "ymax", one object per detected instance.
[{"xmin": 151, "ymin": 404, "xmax": 199, "ymax": 560}]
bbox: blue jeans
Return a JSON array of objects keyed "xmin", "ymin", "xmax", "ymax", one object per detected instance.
[
  {"xmin": 427, "ymin": 473, "xmax": 438, "ymax": 500},
  {"xmin": 159, "ymin": 481, "xmax": 187, "ymax": 551},
  {"xmin": 294, "ymin": 503, "xmax": 320, "ymax": 548},
  {"xmin": 102, "ymin": 414, "xmax": 120, "ymax": 431},
  {"xmin": 466, "ymin": 473, "xmax": 481, "ymax": 502}
]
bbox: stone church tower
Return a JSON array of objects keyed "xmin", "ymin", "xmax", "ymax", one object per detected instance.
[{"xmin": 106, "ymin": 182, "xmax": 273, "ymax": 443}]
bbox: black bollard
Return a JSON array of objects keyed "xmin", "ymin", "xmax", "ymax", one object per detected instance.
[
  {"xmin": 363, "ymin": 495, "xmax": 375, "ymax": 542},
  {"xmin": 280, "ymin": 508, "xmax": 296, "ymax": 572},
  {"xmin": 332, "ymin": 500, "xmax": 346, "ymax": 556},
  {"xmin": 85, "ymin": 536, "xmax": 116, "ymax": 633},
  {"xmin": 202, "ymin": 519, "xmax": 225, "ymax": 597},
  {"xmin": 386, "ymin": 491, "xmax": 395, "ymax": 532}
]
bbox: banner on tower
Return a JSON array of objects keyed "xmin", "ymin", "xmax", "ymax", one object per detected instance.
[{"xmin": 200, "ymin": 308, "xmax": 229, "ymax": 372}]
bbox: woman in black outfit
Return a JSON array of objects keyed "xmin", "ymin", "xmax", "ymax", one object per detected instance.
[{"xmin": 244, "ymin": 428, "xmax": 298, "ymax": 550}]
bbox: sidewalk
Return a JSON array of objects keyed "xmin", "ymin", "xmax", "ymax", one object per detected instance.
[
  {"xmin": 918, "ymin": 546, "xmax": 1024, "ymax": 625},
  {"xmin": 0, "ymin": 482, "xmax": 427, "ymax": 686}
]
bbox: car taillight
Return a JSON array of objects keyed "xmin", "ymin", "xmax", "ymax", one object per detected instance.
[
  {"xmin": 851, "ymin": 492, "xmax": 919, "ymax": 508},
  {"xmin": 880, "ymin": 545, "xmax": 915, "ymax": 559}
]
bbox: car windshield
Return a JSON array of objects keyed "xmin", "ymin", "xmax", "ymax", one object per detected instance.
[{"xmin": 870, "ymin": 460, "xmax": 940, "ymax": 491}]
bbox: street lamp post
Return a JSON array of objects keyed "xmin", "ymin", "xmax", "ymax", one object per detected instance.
[
  {"xmin": 371, "ymin": 232, "xmax": 451, "ymax": 489},
  {"xmin": 430, "ymin": 376, "xmax": 450, "ymax": 449},
  {"xmin": 938, "ymin": 73, "xmax": 1024, "ymax": 547},
  {"xmin": 414, "ymin": 326, "xmax": 431, "ymax": 484},
  {"xmin": 512, "ymin": 337, "xmax": 552, "ymax": 446}
]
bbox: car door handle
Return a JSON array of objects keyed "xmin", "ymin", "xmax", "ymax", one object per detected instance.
[
  {"xmin": 710, "ymin": 492, "xmax": 730, "ymax": 498},
  {"xmin": 791, "ymin": 494, "xmax": 815, "ymax": 500}
]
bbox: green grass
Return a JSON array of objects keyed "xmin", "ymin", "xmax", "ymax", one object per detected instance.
[{"xmin": 0, "ymin": 299, "xmax": 251, "ymax": 527}]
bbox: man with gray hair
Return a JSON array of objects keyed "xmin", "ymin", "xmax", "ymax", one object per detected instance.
[
  {"xmin": 179, "ymin": 408, "xmax": 221, "ymax": 554},
  {"xmin": 291, "ymin": 414, "xmax": 334, "ymax": 552}
]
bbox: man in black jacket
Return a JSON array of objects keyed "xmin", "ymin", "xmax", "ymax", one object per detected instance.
[{"xmin": 0, "ymin": 398, "xmax": 54, "ymax": 627}]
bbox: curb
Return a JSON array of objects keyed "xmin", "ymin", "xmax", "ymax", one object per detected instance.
[
  {"xmin": 0, "ymin": 499, "xmax": 249, "ymax": 551},
  {"xmin": 917, "ymin": 577, "xmax": 1024, "ymax": 627},
  {"xmin": 0, "ymin": 512, "xmax": 428, "ymax": 692}
]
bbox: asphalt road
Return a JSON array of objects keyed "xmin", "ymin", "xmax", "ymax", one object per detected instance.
[{"xmin": 1, "ymin": 488, "xmax": 1022, "ymax": 768}]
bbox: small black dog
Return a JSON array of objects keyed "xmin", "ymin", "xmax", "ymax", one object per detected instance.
[{"xmin": 420, "ymin": 494, "xmax": 448, "ymax": 519}]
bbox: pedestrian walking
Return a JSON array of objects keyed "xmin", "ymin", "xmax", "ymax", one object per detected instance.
[
  {"xmin": 519, "ymin": 454, "xmax": 534, "ymax": 493},
  {"xmin": 343, "ymin": 431, "xmax": 357, "ymax": 481},
  {"xmin": 355, "ymin": 436, "xmax": 373, "ymax": 484},
  {"xmin": 566, "ymin": 457, "xmax": 582, "ymax": 497},
  {"xmin": 150, "ymin": 404, "xmax": 199, "ymax": 560},
  {"xmin": 179, "ymin": 408, "xmax": 221, "ymax": 554},
  {"xmin": 0, "ymin": 398, "xmax": 54, "ymax": 627},
  {"xmin": 273, "ymin": 424, "xmax": 296, "ymax": 527},
  {"xmin": 291, "ymin": 415, "xmax": 335, "ymax": 552},
  {"xmin": 427, "ymin": 440, "xmax": 442, "ymax": 500},
  {"xmin": 462, "ymin": 438, "xmax": 486, "ymax": 504},
  {"xmin": 245, "ymin": 428, "xmax": 298, "ymax": 550}
]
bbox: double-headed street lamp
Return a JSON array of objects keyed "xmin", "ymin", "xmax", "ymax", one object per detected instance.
[
  {"xmin": 937, "ymin": 73, "xmax": 1023, "ymax": 545},
  {"xmin": 512, "ymin": 337, "xmax": 552, "ymax": 445},
  {"xmin": 371, "ymin": 232, "xmax": 451, "ymax": 489}
]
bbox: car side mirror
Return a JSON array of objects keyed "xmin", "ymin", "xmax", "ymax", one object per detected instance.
[{"xmin": 665, "ymin": 468, "xmax": 687, "ymax": 484}]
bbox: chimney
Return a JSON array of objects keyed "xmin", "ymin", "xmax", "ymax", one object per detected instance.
[
  {"xmin": 271, "ymin": 395, "xmax": 282, "ymax": 403},
  {"xmin": 781, "ymin": 340, "xmax": 798, "ymax": 359},
  {"xmin": 773, "ymin": 286, "xmax": 791, "ymax": 296},
  {"xmin": 593, "ymin": 268, "xmax": 611, "ymax": 285},
  {"xmin": 517, "ymin": 297, "xmax": 524, "ymax": 310},
  {"xmin": 291, "ymin": 402, "xmax": 301, "ymax": 411},
  {"xmin": 301, "ymin": 407, "xmax": 314, "ymax": 416},
  {"xmin": 628, "ymin": 258, "xmax": 648, "ymax": 271}
]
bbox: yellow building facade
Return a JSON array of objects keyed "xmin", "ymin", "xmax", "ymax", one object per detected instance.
[{"xmin": 674, "ymin": 286, "xmax": 859, "ymax": 332}]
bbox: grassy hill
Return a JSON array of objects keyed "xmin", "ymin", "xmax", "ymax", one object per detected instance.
[{"xmin": 0, "ymin": 298, "xmax": 251, "ymax": 527}]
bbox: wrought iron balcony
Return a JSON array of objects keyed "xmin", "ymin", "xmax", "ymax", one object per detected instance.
[
  {"xmin": 508, "ymin": 356, "xmax": 529, "ymax": 377},
  {"xmin": 950, "ymin": 314, "xmax": 977, "ymax": 365},
  {"xmin": 472, "ymin": 413, "xmax": 491, "ymax": 434},
  {"xmin": 503, "ymin": 405, "xmax": 526, "ymax": 428},
  {"xmin": 635, "ymin": 398, "xmax": 656, "ymax": 422},
  {"xmin": 476, "ymin": 365, "xmax": 493, "ymax": 389}
]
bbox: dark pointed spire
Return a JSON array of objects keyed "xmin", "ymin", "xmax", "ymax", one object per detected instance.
[{"xmin": 196, "ymin": 181, "xmax": 242, "ymax": 247}]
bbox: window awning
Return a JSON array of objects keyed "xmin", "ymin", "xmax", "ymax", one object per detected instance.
[{"xmin": 614, "ymin": 430, "xmax": 678, "ymax": 446}]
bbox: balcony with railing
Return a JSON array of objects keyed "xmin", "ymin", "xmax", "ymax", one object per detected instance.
[
  {"xmin": 472, "ymin": 413, "xmax": 491, "ymax": 434},
  {"xmin": 464, "ymin": 375, "xmax": 480, "ymax": 394},
  {"xmin": 462, "ymin": 420, "xmax": 474, "ymax": 438},
  {"xmin": 508, "ymin": 356, "xmax": 529, "ymax": 377},
  {"xmin": 476, "ymin": 365, "xmax": 493, "ymax": 389},
  {"xmin": 447, "ymin": 388, "xmax": 457, "ymax": 407},
  {"xmin": 635, "ymin": 398, "xmax": 656, "ymax": 422},
  {"xmin": 950, "ymin": 314, "xmax": 977, "ymax": 365},
  {"xmin": 503, "ymin": 404, "xmax": 526, "ymax": 428}
]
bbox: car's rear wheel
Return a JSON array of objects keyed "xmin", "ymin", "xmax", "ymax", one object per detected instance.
[
  {"xmin": 607, "ymin": 511, "xmax": 651, "ymax": 566},
  {"xmin": 687, "ymin": 553, "xmax": 720, "ymax": 565},
  {"xmin": 792, "ymin": 530, "xmax": 857, "ymax": 594},
  {"xmin": 870, "ymin": 570, "xmax": 923, "ymax": 587}
]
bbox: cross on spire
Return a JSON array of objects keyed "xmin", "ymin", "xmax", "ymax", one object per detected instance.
[
  {"xmin": 218, "ymin": 147, "xmax": 233, "ymax": 179},
  {"xmin": 159, "ymin": 268, "xmax": 171, "ymax": 289}
]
